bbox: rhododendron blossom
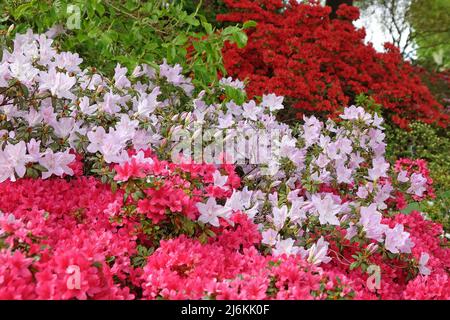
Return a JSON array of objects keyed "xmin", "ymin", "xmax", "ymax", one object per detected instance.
[{"xmin": 0, "ymin": 31, "xmax": 448, "ymax": 300}]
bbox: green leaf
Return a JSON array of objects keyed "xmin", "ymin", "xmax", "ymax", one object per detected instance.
[
  {"xmin": 243, "ymin": 20, "xmax": 257, "ymax": 29},
  {"xmin": 185, "ymin": 14, "xmax": 199, "ymax": 26},
  {"xmin": 173, "ymin": 34, "xmax": 188, "ymax": 46},
  {"xmin": 401, "ymin": 202, "xmax": 422, "ymax": 214},
  {"xmin": 232, "ymin": 31, "xmax": 248, "ymax": 48}
]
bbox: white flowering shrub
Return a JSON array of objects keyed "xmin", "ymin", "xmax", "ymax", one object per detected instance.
[{"xmin": 0, "ymin": 31, "xmax": 447, "ymax": 300}]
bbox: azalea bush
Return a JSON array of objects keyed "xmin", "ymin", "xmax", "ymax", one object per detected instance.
[
  {"xmin": 0, "ymin": 31, "xmax": 449, "ymax": 300},
  {"xmin": 386, "ymin": 121, "xmax": 450, "ymax": 231},
  {"xmin": 217, "ymin": 0, "xmax": 449, "ymax": 128},
  {"xmin": 0, "ymin": 0, "xmax": 249, "ymax": 90}
]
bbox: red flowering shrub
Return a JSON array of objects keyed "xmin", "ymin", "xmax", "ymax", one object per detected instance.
[{"xmin": 218, "ymin": 0, "xmax": 449, "ymax": 127}]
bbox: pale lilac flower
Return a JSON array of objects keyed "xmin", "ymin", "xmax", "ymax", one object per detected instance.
[
  {"xmin": 24, "ymin": 108, "xmax": 43, "ymax": 127},
  {"xmin": 345, "ymin": 223, "xmax": 357, "ymax": 240},
  {"xmin": 217, "ymin": 112, "xmax": 234, "ymax": 129},
  {"xmin": 307, "ymin": 237, "xmax": 332, "ymax": 265},
  {"xmin": 336, "ymin": 137, "xmax": 353, "ymax": 155},
  {"xmin": 9, "ymin": 55, "xmax": 39, "ymax": 85},
  {"xmin": 336, "ymin": 161, "xmax": 352, "ymax": 184},
  {"xmin": 359, "ymin": 203, "xmax": 386, "ymax": 241},
  {"xmin": 45, "ymin": 24, "xmax": 65, "ymax": 39},
  {"xmin": 53, "ymin": 117, "xmax": 75, "ymax": 138},
  {"xmin": 278, "ymin": 135, "xmax": 297, "ymax": 158},
  {"xmin": 261, "ymin": 229, "xmax": 278, "ymax": 246},
  {"xmin": 115, "ymin": 114, "xmax": 138, "ymax": 142},
  {"xmin": 219, "ymin": 77, "xmax": 245, "ymax": 90},
  {"xmin": 384, "ymin": 224, "xmax": 414, "ymax": 254},
  {"xmin": 87, "ymin": 126, "xmax": 107, "ymax": 153},
  {"xmin": 54, "ymin": 52, "xmax": 83, "ymax": 73},
  {"xmin": 213, "ymin": 171, "xmax": 228, "ymax": 188},
  {"xmin": 40, "ymin": 105, "xmax": 57, "ymax": 125},
  {"xmin": 407, "ymin": 173, "xmax": 427, "ymax": 197},
  {"xmin": 373, "ymin": 113, "xmax": 384, "ymax": 129},
  {"xmin": 100, "ymin": 92, "xmax": 123, "ymax": 114},
  {"xmin": 38, "ymin": 149, "xmax": 75, "ymax": 179},
  {"xmin": 197, "ymin": 197, "xmax": 229, "ymax": 227},
  {"xmin": 99, "ymin": 131, "xmax": 127, "ymax": 163},
  {"xmin": 374, "ymin": 181, "xmax": 393, "ymax": 210},
  {"xmin": 356, "ymin": 185, "xmax": 369, "ymax": 199},
  {"xmin": 114, "ymin": 64, "xmax": 131, "ymax": 89},
  {"xmin": 224, "ymin": 190, "xmax": 244, "ymax": 213},
  {"xmin": 135, "ymin": 86, "xmax": 160, "ymax": 118},
  {"xmin": 132, "ymin": 129, "xmax": 153, "ymax": 151},
  {"xmin": 159, "ymin": 59, "xmax": 184, "ymax": 84},
  {"xmin": 27, "ymin": 139, "xmax": 42, "ymax": 162},
  {"xmin": 131, "ymin": 151, "xmax": 154, "ymax": 165},
  {"xmin": 242, "ymin": 100, "xmax": 259, "ymax": 121},
  {"xmin": 397, "ymin": 170, "xmax": 409, "ymax": 183},
  {"xmin": 368, "ymin": 157, "xmax": 389, "ymax": 181},
  {"xmin": 0, "ymin": 141, "xmax": 32, "ymax": 182},
  {"xmin": 315, "ymin": 153, "xmax": 330, "ymax": 168},
  {"xmin": 39, "ymin": 68, "xmax": 76, "ymax": 100},
  {"xmin": 419, "ymin": 252, "xmax": 431, "ymax": 276},
  {"xmin": 78, "ymin": 96, "xmax": 97, "ymax": 115},
  {"xmin": 339, "ymin": 105, "xmax": 371, "ymax": 123},
  {"xmin": 289, "ymin": 200, "xmax": 307, "ymax": 224},
  {"xmin": 261, "ymin": 93, "xmax": 284, "ymax": 112},
  {"xmin": 0, "ymin": 151, "xmax": 13, "ymax": 183},
  {"xmin": 311, "ymin": 193, "xmax": 341, "ymax": 226},
  {"xmin": 272, "ymin": 205, "xmax": 289, "ymax": 231},
  {"xmin": 0, "ymin": 62, "xmax": 10, "ymax": 87},
  {"xmin": 273, "ymin": 238, "xmax": 298, "ymax": 256},
  {"xmin": 349, "ymin": 152, "xmax": 364, "ymax": 169},
  {"xmin": 303, "ymin": 115, "xmax": 322, "ymax": 147}
]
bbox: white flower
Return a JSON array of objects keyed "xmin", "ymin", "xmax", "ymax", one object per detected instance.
[
  {"xmin": 419, "ymin": 252, "xmax": 431, "ymax": 276},
  {"xmin": 242, "ymin": 101, "xmax": 259, "ymax": 121},
  {"xmin": 219, "ymin": 77, "xmax": 245, "ymax": 90},
  {"xmin": 0, "ymin": 141, "xmax": 32, "ymax": 182},
  {"xmin": 53, "ymin": 117, "xmax": 75, "ymax": 138},
  {"xmin": 273, "ymin": 238, "xmax": 298, "ymax": 256},
  {"xmin": 397, "ymin": 170, "xmax": 409, "ymax": 183},
  {"xmin": 87, "ymin": 126, "xmax": 107, "ymax": 153},
  {"xmin": 213, "ymin": 171, "xmax": 228, "ymax": 188},
  {"xmin": 135, "ymin": 87, "xmax": 160, "ymax": 118},
  {"xmin": 38, "ymin": 149, "xmax": 75, "ymax": 179},
  {"xmin": 27, "ymin": 139, "xmax": 42, "ymax": 162},
  {"xmin": 368, "ymin": 157, "xmax": 389, "ymax": 181},
  {"xmin": 311, "ymin": 193, "xmax": 341, "ymax": 226},
  {"xmin": 114, "ymin": 63, "xmax": 130, "ymax": 89},
  {"xmin": 78, "ymin": 96, "xmax": 97, "ymax": 115},
  {"xmin": 261, "ymin": 93, "xmax": 284, "ymax": 112},
  {"xmin": 407, "ymin": 173, "xmax": 427, "ymax": 197},
  {"xmin": 307, "ymin": 237, "xmax": 331, "ymax": 265},
  {"xmin": 9, "ymin": 55, "xmax": 39, "ymax": 84},
  {"xmin": 384, "ymin": 224, "xmax": 414, "ymax": 254},
  {"xmin": 261, "ymin": 229, "xmax": 278, "ymax": 246},
  {"xmin": 359, "ymin": 203, "xmax": 386, "ymax": 241},
  {"xmin": 272, "ymin": 205, "xmax": 289, "ymax": 231},
  {"xmin": 39, "ymin": 68, "xmax": 76, "ymax": 100},
  {"xmin": 196, "ymin": 197, "xmax": 230, "ymax": 227}
]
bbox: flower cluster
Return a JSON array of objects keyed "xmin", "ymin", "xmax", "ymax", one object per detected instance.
[
  {"xmin": 0, "ymin": 177, "xmax": 137, "ymax": 299},
  {"xmin": 217, "ymin": 1, "xmax": 449, "ymax": 127},
  {"xmin": 0, "ymin": 31, "xmax": 448, "ymax": 300}
]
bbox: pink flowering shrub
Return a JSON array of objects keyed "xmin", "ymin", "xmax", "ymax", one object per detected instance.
[
  {"xmin": 0, "ymin": 177, "xmax": 137, "ymax": 299},
  {"xmin": 0, "ymin": 31, "xmax": 448, "ymax": 300}
]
